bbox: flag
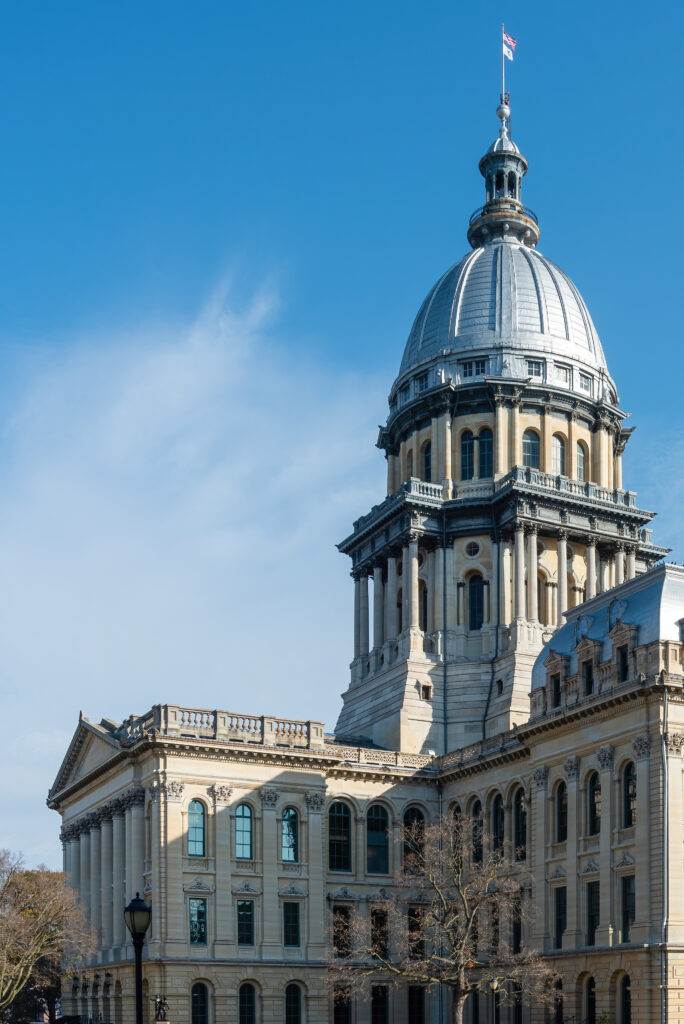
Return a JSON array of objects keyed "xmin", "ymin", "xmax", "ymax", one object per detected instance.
[
  {"xmin": 503, "ymin": 43, "xmax": 514, "ymax": 60},
  {"xmin": 503, "ymin": 31, "xmax": 516, "ymax": 61}
]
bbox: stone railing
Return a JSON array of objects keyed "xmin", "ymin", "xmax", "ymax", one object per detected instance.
[
  {"xmin": 495, "ymin": 466, "xmax": 637, "ymax": 508},
  {"xmin": 438, "ymin": 729, "xmax": 522, "ymax": 770},
  {"xmin": 118, "ymin": 705, "xmax": 325, "ymax": 749},
  {"xmin": 324, "ymin": 745, "xmax": 434, "ymax": 769}
]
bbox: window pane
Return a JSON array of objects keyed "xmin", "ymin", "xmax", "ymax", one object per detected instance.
[
  {"xmin": 282, "ymin": 807, "xmax": 299, "ymax": 863},
  {"xmin": 333, "ymin": 988, "xmax": 351, "ymax": 1024},
  {"xmin": 333, "ymin": 905, "xmax": 351, "ymax": 957},
  {"xmin": 188, "ymin": 800, "xmax": 206, "ymax": 857},
  {"xmin": 468, "ymin": 576, "xmax": 484, "ymax": 631},
  {"xmin": 422, "ymin": 442, "xmax": 432, "ymax": 482},
  {"xmin": 478, "ymin": 429, "xmax": 493, "ymax": 478},
  {"xmin": 492, "ymin": 795, "xmax": 504, "ymax": 851},
  {"xmin": 587, "ymin": 882, "xmax": 600, "ymax": 946},
  {"xmin": 621, "ymin": 875, "xmax": 635, "ymax": 942},
  {"xmin": 403, "ymin": 807, "xmax": 425, "ymax": 869},
  {"xmin": 371, "ymin": 986, "xmax": 389, "ymax": 1024},
  {"xmin": 589, "ymin": 774, "xmax": 601, "ymax": 835},
  {"xmin": 554, "ymin": 886, "xmax": 567, "ymax": 948},
  {"xmin": 514, "ymin": 788, "xmax": 526, "ymax": 860},
  {"xmin": 237, "ymin": 900, "xmax": 254, "ymax": 945},
  {"xmin": 285, "ymin": 985, "xmax": 301, "ymax": 1024},
  {"xmin": 552, "ymin": 435, "xmax": 566, "ymax": 476},
  {"xmin": 283, "ymin": 902, "xmax": 300, "ymax": 947},
  {"xmin": 189, "ymin": 898, "xmax": 207, "ymax": 944},
  {"xmin": 371, "ymin": 909, "xmax": 388, "ymax": 959},
  {"xmin": 557, "ymin": 783, "xmax": 568, "ymax": 842},
  {"xmin": 623, "ymin": 763, "xmax": 636, "ymax": 827},
  {"xmin": 461, "ymin": 431, "xmax": 474, "ymax": 480},
  {"xmin": 366, "ymin": 805, "xmax": 389, "ymax": 874},
  {"xmin": 329, "ymin": 803, "xmax": 352, "ymax": 872},
  {"xmin": 191, "ymin": 983, "xmax": 208, "ymax": 1024},
  {"xmin": 236, "ymin": 804, "xmax": 253, "ymax": 860},
  {"xmin": 239, "ymin": 984, "xmax": 255, "ymax": 1024},
  {"xmin": 522, "ymin": 430, "xmax": 540, "ymax": 469},
  {"xmin": 408, "ymin": 986, "xmax": 425, "ymax": 1024}
]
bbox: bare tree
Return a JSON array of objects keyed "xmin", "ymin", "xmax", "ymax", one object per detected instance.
[
  {"xmin": 0, "ymin": 850, "xmax": 91, "ymax": 1013},
  {"xmin": 328, "ymin": 814, "xmax": 558, "ymax": 1024}
]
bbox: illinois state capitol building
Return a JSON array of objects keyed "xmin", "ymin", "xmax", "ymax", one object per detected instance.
[{"xmin": 49, "ymin": 96, "xmax": 684, "ymax": 1024}]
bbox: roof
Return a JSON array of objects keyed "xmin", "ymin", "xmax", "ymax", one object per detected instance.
[{"xmin": 399, "ymin": 239, "xmax": 611, "ymax": 394}]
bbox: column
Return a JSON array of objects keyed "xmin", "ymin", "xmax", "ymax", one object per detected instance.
[
  {"xmin": 557, "ymin": 532, "xmax": 568, "ymax": 622},
  {"xmin": 615, "ymin": 545, "xmax": 625, "ymax": 586},
  {"xmin": 431, "ymin": 415, "xmax": 442, "ymax": 484},
  {"xmin": 546, "ymin": 582, "xmax": 556, "ymax": 627},
  {"xmin": 514, "ymin": 524, "xmax": 525, "ymax": 619},
  {"xmin": 531, "ymin": 766, "xmax": 550, "ymax": 948},
  {"xmin": 68, "ymin": 831, "xmax": 80, "ymax": 892},
  {"xmin": 494, "ymin": 399, "xmax": 505, "ymax": 477},
  {"xmin": 563, "ymin": 758, "xmax": 582, "ymax": 948},
  {"xmin": 402, "ymin": 545, "xmax": 410, "ymax": 630},
  {"xmin": 359, "ymin": 574, "xmax": 369, "ymax": 656},
  {"xmin": 409, "ymin": 538, "xmax": 419, "ymax": 629},
  {"xmin": 89, "ymin": 818, "xmax": 102, "ymax": 946},
  {"xmin": 79, "ymin": 825, "xmax": 91, "ymax": 922},
  {"xmin": 626, "ymin": 546, "xmax": 636, "ymax": 580},
  {"xmin": 426, "ymin": 550, "xmax": 435, "ymax": 632},
  {"xmin": 353, "ymin": 577, "xmax": 361, "ymax": 659},
  {"xmin": 260, "ymin": 789, "xmax": 280, "ymax": 958},
  {"xmin": 585, "ymin": 538, "xmax": 597, "ymax": 600},
  {"xmin": 632, "ymin": 737, "xmax": 651, "ymax": 942},
  {"xmin": 373, "ymin": 565, "xmax": 384, "ymax": 648},
  {"xmin": 445, "ymin": 543, "xmax": 456, "ymax": 633},
  {"xmin": 111, "ymin": 802, "xmax": 126, "ymax": 950},
  {"xmin": 433, "ymin": 547, "xmax": 445, "ymax": 631},
  {"xmin": 442, "ymin": 412, "xmax": 453, "ymax": 497},
  {"xmin": 100, "ymin": 813, "xmax": 114, "ymax": 952},
  {"xmin": 385, "ymin": 556, "xmax": 399, "ymax": 639},
  {"xmin": 527, "ymin": 527, "xmax": 539, "ymax": 621},
  {"xmin": 129, "ymin": 790, "xmax": 145, "ymax": 899},
  {"xmin": 615, "ymin": 449, "xmax": 623, "ymax": 489},
  {"xmin": 596, "ymin": 746, "xmax": 614, "ymax": 946},
  {"xmin": 542, "ymin": 406, "xmax": 551, "ymax": 474}
]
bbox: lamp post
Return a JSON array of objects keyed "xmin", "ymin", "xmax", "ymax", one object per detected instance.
[
  {"xmin": 124, "ymin": 893, "xmax": 151, "ymax": 1024},
  {"xmin": 490, "ymin": 978, "xmax": 499, "ymax": 1024}
]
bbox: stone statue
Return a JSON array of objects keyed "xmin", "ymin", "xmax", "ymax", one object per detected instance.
[{"xmin": 154, "ymin": 995, "xmax": 169, "ymax": 1021}]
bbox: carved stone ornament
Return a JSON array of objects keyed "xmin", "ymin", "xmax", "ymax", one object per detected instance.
[
  {"xmin": 121, "ymin": 786, "xmax": 145, "ymax": 808},
  {"xmin": 564, "ymin": 756, "xmax": 580, "ymax": 780},
  {"xmin": 547, "ymin": 865, "xmax": 567, "ymax": 881},
  {"xmin": 532, "ymin": 765, "xmax": 549, "ymax": 788},
  {"xmin": 305, "ymin": 791, "xmax": 325, "ymax": 812},
  {"xmin": 330, "ymin": 885, "xmax": 359, "ymax": 901},
  {"xmin": 183, "ymin": 876, "xmax": 213, "ymax": 893},
  {"xmin": 665, "ymin": 733, "xmax": 684, "ymax": 756},
  {"xmin": 260, "ymin": 787, "xmax": 279, "ymax": 808},
  {"xmin": 148, "ymin": 779, "xmax": 161, "ymax": 803},
  {"xmin": 233, "ymin": 880, "xmax": 260, "ymax": 895},
  {"xmin": 369, "ymin": 887, "xmax": 392, "ymax": 903},
  {"xmin": 279, "ymin": 882, "xmax": 306, "ymax": 897},
  {"xmin": 632, "ymin": 734, "xmax": 651, "ymax": 760},
  {"xmin": 615, "ymin": 852, "xmax": 635, "ymax": 870},
  {"xmin": 212, "ymin": 784, "xmax": 233, "ymax": 803},
  {"xmin": 582, "ymin": 859, "xmax": 600, "ymax": 875},
  {"xmin": 597, "ymin": 746, "xmax": 615, "ymax": 771},
  {"xmin": 163, "ymin": 779, "xmax": 185, "ymax": 802}
]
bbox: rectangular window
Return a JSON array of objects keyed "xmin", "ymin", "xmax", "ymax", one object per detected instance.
[
  {"xmin": 237, "ymin": 900, "xmax": 255, "ymax": 946},
  {"xmin": 283, "ymin": 901, "xmax": 300, "ymax": 947},
  {"xmin": 587, "ymin": 880, "xmax": 600, "ymax": 946},
  {"xmin": 408, "ymin": 906, "xmax": 424, "ymax": 958},
  {"xmin": 526, "ymin": 359, "xmax": 544, "ymax": 378},
  {"xmin": 189, "ymin": 898, "xmax": 207, "ymax": 944},
  {"xmin": 461, "ymin": 361, "xmax": 474, "ymax": 378},
  {"xmin": 408, "ymin": 986, "xmax": 425, "ymax": 1024},
  {"xmin": 582, "ymin": 660, "xmax": 594, "ymax": 696},
  {"xmin": 333, "ymin": 905, "xmax": 351, "ymax": 958},
  {"xmin": 333, "ymin": 988, "xmax": 351, "ymax": 1024},
  {"xmin": 371, "ymin": 986, "xmax": 389, "ymax": 1024},
  {"xmin": 399, "ymin": 384, "xmax": 410, "ymax": 404},
  {"xmin": 416, "ymin": 372, "xmax": 429, "ymax": 393},
  {"xmin": 554, "ymin": 886, "xmax": 567, "ymax": 949},
  {"xmin": 551, "ymin": 673, "xmax": 561, "ymax": 708},
  {"xmin": 579, "ymin": 372, "xmax": 593, "ymax": 393},
  {"xmin": 621, "ymin": 875, "xmax": 635, "ymax": 942},
  {"xmin": 474, "ymin": 358, "xmax": 487, "ymax": 375},
  {"xmin": 617, "ymin": 644, "xmax": 629, "ymax": 682},
  {"xmin": 371, "ymin": 908, "xmax": 388, "ymax": 959},
  {"xmin": 555, "ymin": 364, "xmax": 570, "ymax": 385}
]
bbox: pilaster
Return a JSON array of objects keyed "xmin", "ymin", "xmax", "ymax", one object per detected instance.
[
  {"xmin": 596, "ymin": 745, "xmax": 614, "ymax": 947},
  {"xmin": 260, "ymin": 788, "xmax": 280, "ymax": 959},
  {"xmin": 563, "ymin": 756, "xmax": 582, "ymax": 949},
  {"xmin": 631, "ymin": 735, "xmax": 651, "ymax": 942}
]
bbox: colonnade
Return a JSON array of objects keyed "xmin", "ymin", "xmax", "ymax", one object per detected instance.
[
  {"xmin": 61, "ymin": 786, "xmax": 146, "ymax": 956},
  {"xmin": 352, "ymin": 531, "xmax": 640, "ymax": 658}
]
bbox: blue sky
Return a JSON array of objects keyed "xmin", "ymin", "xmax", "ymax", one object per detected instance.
[{"xmin": 0, "ymin": 1, "xmax": 682, "ymax": 867}]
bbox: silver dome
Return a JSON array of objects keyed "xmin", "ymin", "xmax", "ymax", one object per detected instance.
[{"xmin": 399, "ymin": 239, "xmax": 614, "ymax": 399}]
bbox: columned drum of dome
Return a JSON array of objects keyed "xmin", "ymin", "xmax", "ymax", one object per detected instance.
[{"xmin": 336, "ymin": 97, "xmax": 668, "ymax": 755}]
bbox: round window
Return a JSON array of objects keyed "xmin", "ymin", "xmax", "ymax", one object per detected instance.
[{"xmin": 465, "ymin": 542, "xmax": 480, "ymax": 558}]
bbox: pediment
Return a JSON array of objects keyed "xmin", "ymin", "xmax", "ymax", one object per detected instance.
[{"xmin": 48, "ymin": 714, "xmax": 121, "ymax": 803}]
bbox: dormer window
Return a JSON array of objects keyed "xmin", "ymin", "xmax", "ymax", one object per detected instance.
[
  {"xmin": 617, "ymin": 645, "xmax": 629, "ymax": 683},
  {"xmin": 526, "ymin": 359, "xmax": 544, "ymax": 379},
  {"xmin": 461, "ymin": 359, "xmax": 487, "ymax": 379},
  {"xmin": 415, "ymin": 372, "xmax": 429, "ymax": 393},
  {"xmin": 399, "ymin": 384, "xmax": 410, "ymax": 404},
  {"xmin": 579, "ymin": 373, "xmax": 593, "ymax": 395},
  {"xmin": 582, "ymin": 660, "xmax": 594, "ymax": 696},
  {"xmin": 551, "ymin": 673, "xmax": 561, "ymax": 709}
]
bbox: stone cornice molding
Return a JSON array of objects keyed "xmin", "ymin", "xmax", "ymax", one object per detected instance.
[{"xmin": 632, "ymin": 735, "xmax": 651, "ymax": 760}]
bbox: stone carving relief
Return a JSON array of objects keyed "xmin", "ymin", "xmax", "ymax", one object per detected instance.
[
  {"xmin": 666, "ymin": 733, "xmax": 684, "ymax": 756},
  {"xmin": 212, "ymin": 784, "xmax": 233, "ymax": 803},
  {"xmin": 563, "ymin": 756, "xmax": 580, "ymax": 780},
  {"xmin": 532, "ymin": 765, "xmax": 549, "ymax": 788},
  {"xmin": 330, "ymin": 885, "xmax": 359, "ymax": 901},
  {"xmin": 597, "ymin": 746, "xmax": 614, "ymax": 770},
  {"xmin": 121, "ymin": 786, "xmax": 145, "ymax": 808},
  {"xmin": 279, "ymin": 882, "xmax": 306, "ymax": 897},
  {"xmin": 305, "ymin": 792, "xmax": 325, "ymax": 812},
  {"xmin": 260, "ymin": 788, "xmax": 279, "ymax": 808},
  {"xmin": 615, "ymin": 852, "xmax": 635, "ymax": 870},
  {"xmin": 582, "ymin": 859, "xmax": 600, "ymax": 875},
  {"xmin": 632, "ymin": 735, "xmax": 651, "ymax": 760}
]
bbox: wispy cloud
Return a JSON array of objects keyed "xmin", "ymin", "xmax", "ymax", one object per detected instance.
[{"xmin": 0, "ymin": 279, "xmax": 386, "ymax": 866}]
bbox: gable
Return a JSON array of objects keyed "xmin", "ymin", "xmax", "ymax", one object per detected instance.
[{"xmin": 48, "ymin": 714, "xmax": 121, "ymax": 804}]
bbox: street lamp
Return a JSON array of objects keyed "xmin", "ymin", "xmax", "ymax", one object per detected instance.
[
  {"xmin": 124, "ymin": 893, "xmax": 151, "ymax": 1024},
  {"xmin": 490, "ymin": 978, "xmax": 499, "ymax": 1024}
]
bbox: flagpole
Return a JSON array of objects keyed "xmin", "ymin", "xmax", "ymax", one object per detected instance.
[{"xmin": 501, "ymin": 22, "xmax": 505, "ymax": 101}]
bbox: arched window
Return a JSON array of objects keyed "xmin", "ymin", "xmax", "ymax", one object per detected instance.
[
  {"xmin": 556, "ymin": 782, "xmax": 568, "ymax": 842},
  {"xmin": 407, "ymin": 450, "xmax": 414, "ymax": 479},
  {"xmin": 577, "ymin": 441, "xmax": 587, "ymax": 483},
  {"xmin": 513, "ymin": 787, "xmax": 526, "ymax": 860},
  {"xmin": 491, "ymin": 794, "xmax": 504, "ymax": 853},
  {"xmin": 507, "ymin": 171, "xmax": 517, "ymax": 198},
  {"xmin": 551, "ymin": 434, "xmax": 566, "ymax": 476},
  {"xmin": 478, "ymin": 428, "xmax": 493, "ymax": 478},
  {"xmin": 422, "ymin": 442, "xmax": 432, "ymax": 482},
  {"xmin": 329, "ymin": 802, "xmax": 352, "ymax": 872},
  {"xmin": 366, "ymin": 804, "xmax": 390, "ymax": 874},
  {"xmin": 403, "ymin": 807, "xmax": 425, "ymax": 868},
  {"xmin": 588, "ymin": 773, "xmax": 601, "ymax": 835},
  {"xmin": 419, "ymin": 581, "xmax": 428, "ymax": 632},
  {"xmin": 285, "ymin": 984, "xmax": 302, "ymax": 1024},
  {"xmin": 495, "ymin": 171, "xmax": 504, "ymax": 197},
  {"xmin": 471, "ymin": 800, "xmax": 483, "ymax": 863},
  {"xmin": 281, "ymin": 807, "xmax": 299, "ymax": 863},
  {"xmin": 522, "ymin": 429, "xmax": 540, "ymax": 469},
  {"xmin": 396, "ymin": 588, "xmax": 403, "ymax": 633},
  {"xmin": 620, "ymin": 975, "xmax": 631, "ymax": 1024},
  {"xmin": 623, "ymin": 762, "xmax": 637, "ymax": 828},
  {"xmin": 188, "ymin": 800, "xmax": 206, "ymax": 857},
  {"xmin": 239, "ymin": 983, "xmax": 256, "ymax": 1024},
  {"xmin": 191, "ymin": 983, "xmax": 208, "ymax": 1024},
  {"xmin": 461, "ymin": 430, "xmax": 474, "ymax": 480},
  {"xmin": 468, "ymin": 575, "xmax": 484, "ymax": 631},
  {"xmin": 236, "ymin": 804, "xmax": 253, "ymax": 860},
  {"xmin": 586, "ymin": 976, "xmax": 596, "ymax": 1024}
]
